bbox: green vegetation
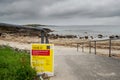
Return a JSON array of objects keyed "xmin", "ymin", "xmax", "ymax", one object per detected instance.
[{"xmin": 0, "ymin": 46, "xmax": 36, "ymax": 80}]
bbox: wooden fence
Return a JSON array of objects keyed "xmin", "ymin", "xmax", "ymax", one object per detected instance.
[{"xmin": 77, "ymin": 38, "xmax": 120, "ymax": 57}]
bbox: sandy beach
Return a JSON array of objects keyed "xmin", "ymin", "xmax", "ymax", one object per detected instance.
[{"xmin": 0, "ymin": 34, "xmax": 120, "ymax": 57}]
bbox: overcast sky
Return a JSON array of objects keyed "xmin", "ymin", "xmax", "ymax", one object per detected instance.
[{"xmin": 0, "ymin": 0, "xmax": 120, "ymax": 25}]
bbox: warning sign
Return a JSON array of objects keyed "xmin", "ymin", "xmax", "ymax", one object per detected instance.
[{"xmin": 31, "ymin": 44, "xmax": 54, "ymax": 76}]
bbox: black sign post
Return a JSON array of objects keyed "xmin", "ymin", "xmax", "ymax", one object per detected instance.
[{"xmin": 41, "ymin": 30, "xmax": 49, "ymax": 44}]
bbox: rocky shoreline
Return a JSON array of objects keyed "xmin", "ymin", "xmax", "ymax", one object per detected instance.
[{"xmin": 1, "ymin": 23, "xmax": 120, "ymax": 40}]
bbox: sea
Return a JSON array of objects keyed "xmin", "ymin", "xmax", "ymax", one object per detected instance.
[{"xmin": 44, "ymin": 25, "xmax": 120, "ymax": 37}]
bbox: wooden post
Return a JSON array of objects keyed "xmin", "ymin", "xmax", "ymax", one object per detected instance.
[
  {"xmin": 109, "ymin": 39, "xmax": 112, "ymax": 57},
  {"xmin": 82, "ymin": 42, "xmax": 84, "ymax": 52},
  {"xmin": 94, "ymin": 41, "xmax": 96, "ymax": 55},
  {"xmin": 77, "ymin": 43, "xmax": 79, "ymax": 52},
  {"xmin": 89, "ymin": 41, "xmax": 91, "ymax": 53}
]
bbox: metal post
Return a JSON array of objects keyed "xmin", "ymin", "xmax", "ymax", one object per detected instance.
[
  {"xmin": 89, "ymin": 41, "xmax": 91, "ymax": 53},
  {"xmin": 41, "ymin": 31, "xmax": 45, "ymax": 43},
  {"xmin": 45, "ymin": 33, "xmax": 49, "ymax": 43},
  {"xmin": 94, "ymin": 41, "xmax": 96, "ymax": 55},
  {"xmin": 109, "ymin": 39, "xmax": 112, "ymax": 57}
]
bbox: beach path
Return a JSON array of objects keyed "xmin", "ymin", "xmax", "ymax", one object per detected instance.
[
  {"xmin": 53, "ymin": 46, "xmax": 120, "ymax": 80},
  {"xmin": 0, "ymin": 40, "xmax": 120, "ymax": 80}
]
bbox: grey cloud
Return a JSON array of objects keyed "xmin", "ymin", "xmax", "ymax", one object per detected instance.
[
  {"xmin": 0, "ymin": 0, "xmax": 16, "ymax": 4},
  {"xmin": 0, "ymin": 0, "xmax": 120, "ymax": 25},
  {"xmin": 42, "ymin": 0, "xmax": 120, "ymax": 18},
  {"xmin": 0, "ymin": 0, "xmax": 66, "ymax": 20}
]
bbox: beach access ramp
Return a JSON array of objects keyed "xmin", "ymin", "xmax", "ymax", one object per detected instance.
[{"xmin": 52, "ymin": 46, "xmax": 120, "ymax": 80}]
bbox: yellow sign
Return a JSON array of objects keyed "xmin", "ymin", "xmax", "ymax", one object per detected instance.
[{"xmin": 31, "ymin": 44, "xmax": 54, "ymax": 76}]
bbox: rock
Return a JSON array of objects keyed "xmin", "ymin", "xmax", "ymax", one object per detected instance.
[
  {"xmin": 85, "ymin": 36, "xmax": 88, "ymax": 39},
  {"xmin": 0, "ymin": 23, "xmax": 52, "ymax": 37},
  {"xmin": 98, "ymin": 34, "xmax": 103, "ymax": 38},
  {"xmin": 90, "ymin": 36, "xmax": 94, "ymax": 39},
  {"xmin": 0, "ymin": 33, "xmax": 2, "ymax": 36},
  {"xmin": 109, "ymin": 35, "xmax": 115, "ymax": 39},
  {"xmin": 115, "ymin": 35, "xmax": 120, "ymax": 39}
]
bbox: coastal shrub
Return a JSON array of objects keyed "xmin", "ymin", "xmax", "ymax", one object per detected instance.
[{"xmin": 0, "ymin": 46, "xmax": 36, "ymax": 80}]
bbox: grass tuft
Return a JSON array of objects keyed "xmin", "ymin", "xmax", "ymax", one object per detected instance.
[{"xmin": 0, "ymin": 46, "xmax": 36, "ymax": 80}]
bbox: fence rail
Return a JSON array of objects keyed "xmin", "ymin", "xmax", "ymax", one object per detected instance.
[{"xmin": 77, "ymin": 38, "xmax": 120, "ymax": 57}]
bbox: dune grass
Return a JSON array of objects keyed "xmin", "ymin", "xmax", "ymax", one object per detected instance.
[{"xmin": 0, "ymin": 46, "xmax": 36, "ymax": 80}]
